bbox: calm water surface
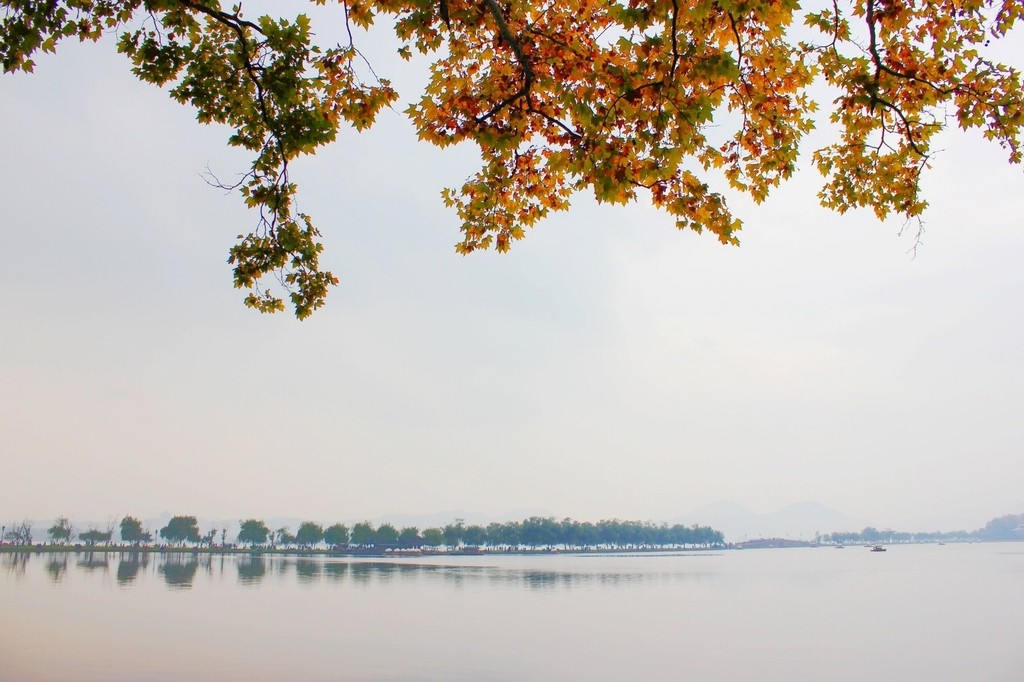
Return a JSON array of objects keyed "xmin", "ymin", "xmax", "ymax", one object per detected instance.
[{"xmin": 2, "ymin": 543, "xmax": 1022, "ymax": 681}]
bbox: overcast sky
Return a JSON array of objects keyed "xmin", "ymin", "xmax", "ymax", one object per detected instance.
[{"xmin": 1, "ymin": 5, "xmax": 1021, "ymax": 533}]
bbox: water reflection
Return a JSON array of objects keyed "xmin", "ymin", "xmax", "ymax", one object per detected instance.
[
  {"xmin": 295, "ymin": 559, "xmax": 321, "ymax": 583},
  {"xmin": 323, "ymin": 561, "xmax": 347, "ymax": 582},
  {"xmin": 2, "ymin": 551, "xmax": 718, "ymax": 592},
  {"xmin": 237, "ymin": 556, "xmax": 266, "ymax": 585},
  {"xmin": 45, "ymin": 555, "xmax": 68, "ymax": 582},
  {"xmin": 117, "ymin": 553, "xmax": 149, "ymax": 585},
  {"xmin": 3, "ymin": 552, "xmax": 30, "ymax": 578},
  {"xmin": 77, "ymin": 552, "xmax": 109, "ymax": 573},
  {"xmin": 159, "ymin": 554, "xmax": 200, "ymax": 589}
]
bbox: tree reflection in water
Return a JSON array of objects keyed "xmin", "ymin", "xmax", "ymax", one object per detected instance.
[
  {"xmin": 5, "ymin": 552, "xmax": 721, "ymax": 591},
  {"xmin": 237, "ymin": 556, "xmax": 266, "ymax": 585},
  {"xmin": 46, "ymin": 555, "xmax": 68, "ymax": 583},
  {"xmin": 76, "ymin": 552, "xmax": 109, "ymax": 572},
  {"xmin": 3, "ymin": 552, "xmax": 30, "ymax": 579},
  {"xmin": 116, "ymin": 552, "xmax": 148, "ymax": 585},
  {"xmin": 295, "ymin": 559, "xmax": 321, "ymax": 584},
  {"xmin": 323, "ymin": 561, "xmax": 347, "ymax": 582},
  {"xmin": 349, "ymin": 562, "xmax": 374, "ymax": 585},
  {"xmin": 159, "ymin": 554, "xmax": 200, "ymax": 589}
]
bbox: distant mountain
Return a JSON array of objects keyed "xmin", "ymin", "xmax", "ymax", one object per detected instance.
[
  {"xmin": 977, "ymin": 513, "xmax": 1024, "ymax": 541},
  {"xmin": 671, "ymin": 500, "xmax": 869, "ymax": 542}
]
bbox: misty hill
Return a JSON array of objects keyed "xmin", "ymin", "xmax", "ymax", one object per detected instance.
[
  {"xmin": 977, "ymin": 514, "xmax": 1024, "ymax": 541},
  {"xmin": 671, "ymin": 500, "xmax": 869, "ymax": 542}
]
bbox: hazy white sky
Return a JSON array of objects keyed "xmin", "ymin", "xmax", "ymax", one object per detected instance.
[{"xmin": 1, "ymin": 4, "xmax": 1021, "ymax": 532}]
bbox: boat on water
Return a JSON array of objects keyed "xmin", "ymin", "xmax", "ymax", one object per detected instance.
[
  {"xmin": 869, "ymin": 545, "xmax": 886, "ymax": 552},
  {"xmin": 834, "ymin": 544, "xmax": 844, "ymax": 549}
]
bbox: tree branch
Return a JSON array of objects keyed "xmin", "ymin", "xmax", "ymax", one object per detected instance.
[
  {"xmin": 525, "ymin": 103, "xmax": 582, "ymax": 138},
  {"xmin": 177, "ymin": 0, "xmax": 263, "ymax": 35},
  {"xmin": 474, "ymin": 0, "xmax": 534, "ymax": 123}
]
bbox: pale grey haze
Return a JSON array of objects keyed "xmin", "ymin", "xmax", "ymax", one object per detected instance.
[{"xmin": 1, "ymin": 4, "xmax": 1021, "ymax": 534}]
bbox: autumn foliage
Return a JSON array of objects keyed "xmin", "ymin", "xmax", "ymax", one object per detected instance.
[{"xmin": 2, "ymin": 0, "xmax": 1021, "ymax": 316}]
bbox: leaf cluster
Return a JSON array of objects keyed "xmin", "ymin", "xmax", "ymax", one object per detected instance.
[
  {"xmin": 47, "ymin": 516, "xmax": 74, "ymax": 543},
  {"xmin": 2, "ymin": 0, "xmax": 1021, "ymax": 315},
  {"xmin": 120, "ymin": 515, "xmax": 153, "ymax": 544},
  {"xmin": 159, "ymin": 514, "xmax": 201, "ymax": 544}
]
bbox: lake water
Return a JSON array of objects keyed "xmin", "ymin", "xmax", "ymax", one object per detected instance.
[{"xmin": 1, "ymin": 543, "xmax": 1022, "ymax": 681}]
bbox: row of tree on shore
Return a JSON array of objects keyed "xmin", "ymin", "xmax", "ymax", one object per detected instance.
[
  {"xmin": 7, "ymin": 513, "xmax": 1022, "ymax": 549},
  {"xmin": 2, "ymin": 516, "xmax": 725, "ymax": 551}
]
